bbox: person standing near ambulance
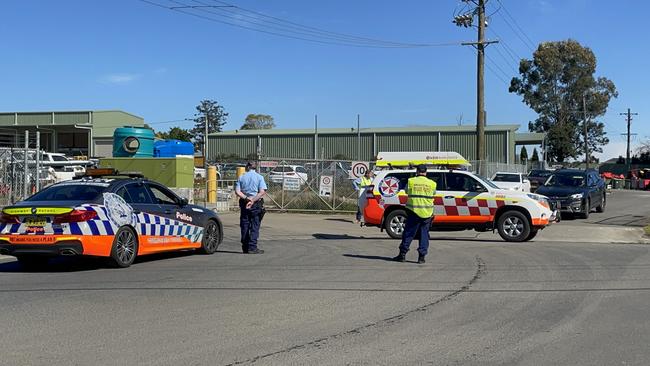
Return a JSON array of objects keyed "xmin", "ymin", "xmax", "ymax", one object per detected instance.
[
  {"xmin": 393, "ymin": 164, "xmax": 437, "ymax": 264},
  {"xmin": 353, "ymin": 169, "xmax": 374, "ymax": 223}
]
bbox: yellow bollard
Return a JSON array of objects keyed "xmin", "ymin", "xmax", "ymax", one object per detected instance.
[
  {"xmin": 236, "ymin": 166, "xmax": 246, "ymax": 179},
  {"xmin": 207, "ymin": 166, "xmax": 217, "ymax": 204}
]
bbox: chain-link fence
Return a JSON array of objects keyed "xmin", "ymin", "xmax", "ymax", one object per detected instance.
[
  {"xmin": 194, "ymin": 177, "xmax": 239, "ymax": 212},
  {"xmin": 0, "ymin": 147, "xmax": 46, "ymax": 207}
]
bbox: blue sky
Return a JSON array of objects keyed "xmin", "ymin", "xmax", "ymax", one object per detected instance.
[{"xmin": 1, "ymin": 0, "xmax": 647, "ymax": 159}]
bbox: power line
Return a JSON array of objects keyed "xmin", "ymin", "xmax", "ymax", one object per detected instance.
[
  {"xmin": 147, "ymin": 118, "xmax": 194, "ymax": 126},
  {"xmin": 495, "ymin": 0, "xmax": 536, "ymax": 50},
  {"xmin": 139, "ymin": 0, "xmax": 463, "ymax": 48}
]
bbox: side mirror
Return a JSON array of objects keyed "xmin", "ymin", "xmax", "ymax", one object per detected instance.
[
  {"xmin": 523, "ymin": 179, "xmax": 530, "ymax": 184},
  {"xmin": 179, "ymin": 198, "xmax": 188, "ymax": 206}
]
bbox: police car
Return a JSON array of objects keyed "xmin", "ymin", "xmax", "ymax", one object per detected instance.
[
  {"xmin": 0, "ymin": 169, "xmax": 223, "ymax": 268},
  {"xmin": 359, "ymin": 152, "xmax": 559, "ymax": 242}
]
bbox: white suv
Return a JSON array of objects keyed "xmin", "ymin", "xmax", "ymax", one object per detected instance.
[
  {"xmin": 269, "ymin": 165, "xmax": 309, "ymax": 184},
  {"xmin": 360, "ymin": 168, "xmax": 558, "ymax": 242}
]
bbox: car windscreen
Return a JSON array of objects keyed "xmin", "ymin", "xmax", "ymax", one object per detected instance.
[
  {"xmin": 545, "ymin": 174, "xmax": 585, "ymax": 187},
  {"xmin": 271, "ymin": 167, "xmax": 293, "ymax": 173},
  {"xmin": 492, "ymin": 174, "xmax": 520, "ymax": 182},
  {"xmin": 25, "ymin": 183, "xmax": 106, "ymax": 202},
  {"xmin": 529, "ymin": 170, "xmax": 552, "ymax": 177}
]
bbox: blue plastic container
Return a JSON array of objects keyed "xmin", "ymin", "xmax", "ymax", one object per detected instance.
[
  {"xmin": 154, "ymin": 140, "xmax": 194, "ymax": 158},
  {"xmin": 112, "ymin": 126, "xmax": 155, "ymax": 157}
]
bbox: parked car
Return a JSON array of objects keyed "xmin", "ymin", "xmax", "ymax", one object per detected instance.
[
  {"xmin": 490, "ymin": 172, "xmax": 531, "ymax": 192},
  {"xmin": 535, "ymin": 169, "xmax": 606, "ymax": 219},
  {"xmin": 269, "ymin": 165, "xmax": 309, "ymax": 184},
  {"xmin": 527, "ymin": 169, "xmax": 553, "ymax": 192}
]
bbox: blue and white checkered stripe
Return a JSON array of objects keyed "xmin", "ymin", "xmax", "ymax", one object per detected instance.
[{"xmin": 135, "ymin": 211, "xmax": 204, "ymax": 243}]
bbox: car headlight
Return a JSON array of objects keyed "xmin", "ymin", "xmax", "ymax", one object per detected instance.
[
  {"xmin": 570, "ymin": 193, "xmax": 583, "ymax": 200},
  {"xmin": 527, "ymin": 193, "xmax": 549, "ymax": 206}
]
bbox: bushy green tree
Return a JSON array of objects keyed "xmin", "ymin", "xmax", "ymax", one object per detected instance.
[
  {"xmin": 520, "ymin": 146, "xmax": 529, "ymax": 163},
  {"xmin": 191, "ymin": 100, "xmax": 229, "ymax": 152},
  {"xmin": 509, "ymin": 40, "xmax": 617, "ymax": 162},
  {"xmin": 156, "ymin": 127, "xmax": 192, "ymax": 142},
  {"xmin": 241, "ymin": 114, "xmax": 275, "ymax": 130}
]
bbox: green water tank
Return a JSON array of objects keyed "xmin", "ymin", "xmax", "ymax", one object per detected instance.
[{"xmin": 113, "ymin": 126, "xmax": 155, "ymax": 157}]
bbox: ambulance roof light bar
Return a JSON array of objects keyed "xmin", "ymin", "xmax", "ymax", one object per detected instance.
[{"xmin": 375, "ymin": 151, "xmax": 470, "ymax": 170}]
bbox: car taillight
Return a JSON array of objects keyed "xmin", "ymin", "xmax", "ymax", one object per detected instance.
[
  {"xmin": 0, "ymin": 213, "xmax": 20, "ymax": 224},
  {"xmin": 53, "ymin": 210, "xmax": 97, "ymax": 224}
]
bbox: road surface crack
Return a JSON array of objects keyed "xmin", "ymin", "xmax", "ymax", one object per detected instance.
[{"xmin": 224, "ymin": 256, "xmax": 486, "ymax": 365}]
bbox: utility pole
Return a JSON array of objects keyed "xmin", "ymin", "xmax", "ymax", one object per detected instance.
[
  {"xmin": 620, "ymin": 108, "xmax": 638, "ymax": 174},
  {"xmin": 357, "ymin": 114, "xmax": 361, "ymax": 160},
  {"xmin": 582, "ymin": 95, "xmax": 589, "ymax": 169},
  {"xmin": 455, "ymin": 0, "xmax": 498, "ymax": 176}
]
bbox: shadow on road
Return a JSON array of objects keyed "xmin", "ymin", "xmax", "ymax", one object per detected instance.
[
  {"xmin": 324, "ymin": 218, "xmax": 355, "ymax": 224},
  {"xmin": 312, "ymin": 233, "xmax": 389, "ymax": 240},
  {"xmin": 0, "ymin": 250, "xmax": 199, "ymax": 273},
  {"xmin": 343, "ymin": 254, "xmax": 396, "ymax": 262}
]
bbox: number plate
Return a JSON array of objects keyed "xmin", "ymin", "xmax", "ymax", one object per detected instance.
[{"xmin": 24, "ymin": 217, "xmax": 47, "ymax": 227}]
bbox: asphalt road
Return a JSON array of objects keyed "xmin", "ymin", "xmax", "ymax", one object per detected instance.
[{"xmin": 1, "ymin": 190, "xmax": 649, "ymax": 366}]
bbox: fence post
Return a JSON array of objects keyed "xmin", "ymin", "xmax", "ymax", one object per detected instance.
[
  {"xmin": 23, "ymin": 130, "xmax": 29, "ymax": 199},
  {"xmin": 207, "ymin": 165, "xmax": 217, "ymax": 204},
  {"xmin": 35, "ymin": 131, "xmax": 40, "ymax": 192}
]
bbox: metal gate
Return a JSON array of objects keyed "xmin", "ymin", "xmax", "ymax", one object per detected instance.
[{"xmin": 258, "ymin": 159, "xmax": 367, "ymax": 213}]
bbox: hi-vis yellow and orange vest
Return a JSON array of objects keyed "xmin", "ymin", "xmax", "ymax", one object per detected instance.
[{"xmin": 405, "ymin": 175, "xmax": 437, "ymax": 218}]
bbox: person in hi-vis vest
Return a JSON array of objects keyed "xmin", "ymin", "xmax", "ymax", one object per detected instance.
[
  {"xmin": 353, "ymin": 169, "xmax": 374, "ymax": 223},
  {"xmin": 393, "ymin": 164, "xmax": 437, "ymax": 264}
]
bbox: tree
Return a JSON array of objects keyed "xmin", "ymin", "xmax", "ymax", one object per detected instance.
[
  {"xmin": 191, "ymin": 100, "xmax": 229, "ymax": 153},
  {"xmin": 241, "ymin": 114, "xmax": 275, "ymax": 130},
  {"xmin": 156, "ymin": 127, "xmax": 193, "ymax": 142},
  {"xmin": 531, "ymin": 148, "xmax": 540, "ymax": 162},
  {"xmin": 520, "ymin": 146, "xmax": 529, "ymax": 163},
  {"xmin": 509, "ymin": 39, "xmax": 618, "ymax": 162}
]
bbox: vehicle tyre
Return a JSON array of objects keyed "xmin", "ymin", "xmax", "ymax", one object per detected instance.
[
  {"xmin": 16, "ymin": 255, "xmax": 49, "ymax": 269},
  {"xmin": 596, "ymin": 194, "xmax": 606, "ymax": 213},
  {"xmin": 199, "ymin": 219, "xmax": 221, "ymax": 254},
  {"xmin": 525, "ymin": 229, "xmax": 539, "ymax": 241},
  {"xmin": 109, "ymin": 227, "xmax": 138, "ymax": 268},
  {"xmin": 579, "ymin": 199, "xmax": 591, "ymax": 219},
  {"xmin": 385, "ymin": 209, "xmax": 407, "ymax": 239},
  {"xmin": 497, "ymin": 210, "xmax": 531, "ymax": 242}
]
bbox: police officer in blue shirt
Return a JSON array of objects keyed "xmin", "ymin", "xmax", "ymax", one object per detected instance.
[{"xmin": 235, "ymin": 161, "xmax": 268, "ymax": 254}]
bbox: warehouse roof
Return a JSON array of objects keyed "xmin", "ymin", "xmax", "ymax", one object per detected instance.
[
  {"xmin": 0, "ymin": 110, "xmax": 144, "ymax": 120},
  {"xmin": 210, "ymin": 124, "xmax": 520, "ymax": 136},
  {"xmin": 514, "ymin": 132, "xmax": 546, "ymax": 145}
]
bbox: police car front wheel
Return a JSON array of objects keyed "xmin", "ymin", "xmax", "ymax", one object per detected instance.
[
  {"xmin": 198, "ymin": 220, "xmax": 221, "ymax": 254},
  {"xmin": 497, "ymin": 211, "xmax": 531, "ymax": 242}
]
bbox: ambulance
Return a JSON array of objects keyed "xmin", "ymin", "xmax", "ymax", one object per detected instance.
[{"xmin": 359, "ymin": 152, "xmax": 559, "ymax": 242}]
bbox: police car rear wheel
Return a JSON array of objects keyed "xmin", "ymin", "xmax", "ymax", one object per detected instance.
[
  {"xmin": 385, "ymin": 210, "xmax": 407, "ymax": 239},
  {"xmin": 110, "ymin": 227, "xmax": 138, "ymax": 268},
  {"xmin": 199, "ymin": 220, "xmax": 220, "ymax": 254},
  {"xmin": 497, "ymin": 211, "xmax": 531, "ymax": 242}
]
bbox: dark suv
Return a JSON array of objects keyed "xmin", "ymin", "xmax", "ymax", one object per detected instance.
[
  {"xmin": 535, "ymin": 169, "xmax": 606, "ymax": 219},
  {"xmin": 527, "ymin": 169, "xmax": 553, "ymax": 192}
]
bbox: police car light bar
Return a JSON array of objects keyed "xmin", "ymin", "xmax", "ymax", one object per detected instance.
[
  {"xmin": 82, "ymin": 168, "xmax": 145, "ymax": 178},
  {"xmin": 375, "ymin": 151, "xmax": 470, "ymax": 168}
]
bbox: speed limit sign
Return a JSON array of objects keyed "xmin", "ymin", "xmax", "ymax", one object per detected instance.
[{"xmin": 349, "ymin": 161, "xmax": 369, "ymax": 179}]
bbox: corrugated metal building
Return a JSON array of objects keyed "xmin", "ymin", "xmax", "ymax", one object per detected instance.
[
  {"xmin": 0, "ymin": 110, "xmax": 144, "ymax": 157},
  {"xmin": 209, "ymin": 125, "xmax": 540, "ymax": 164}
]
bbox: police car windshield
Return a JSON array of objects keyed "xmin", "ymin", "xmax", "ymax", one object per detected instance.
[{"xmin": 26, "ymin": 183, "xmax": 105, "ymax": 202}]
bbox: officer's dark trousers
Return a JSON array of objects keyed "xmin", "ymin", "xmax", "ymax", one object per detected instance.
[
  {"xmin": 239, "ymin": 199, "xmax": 262, "ymax": 251},
  {"xmin": 398, "ymin": 210, "xmax": 432, "ymax": 256}
]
